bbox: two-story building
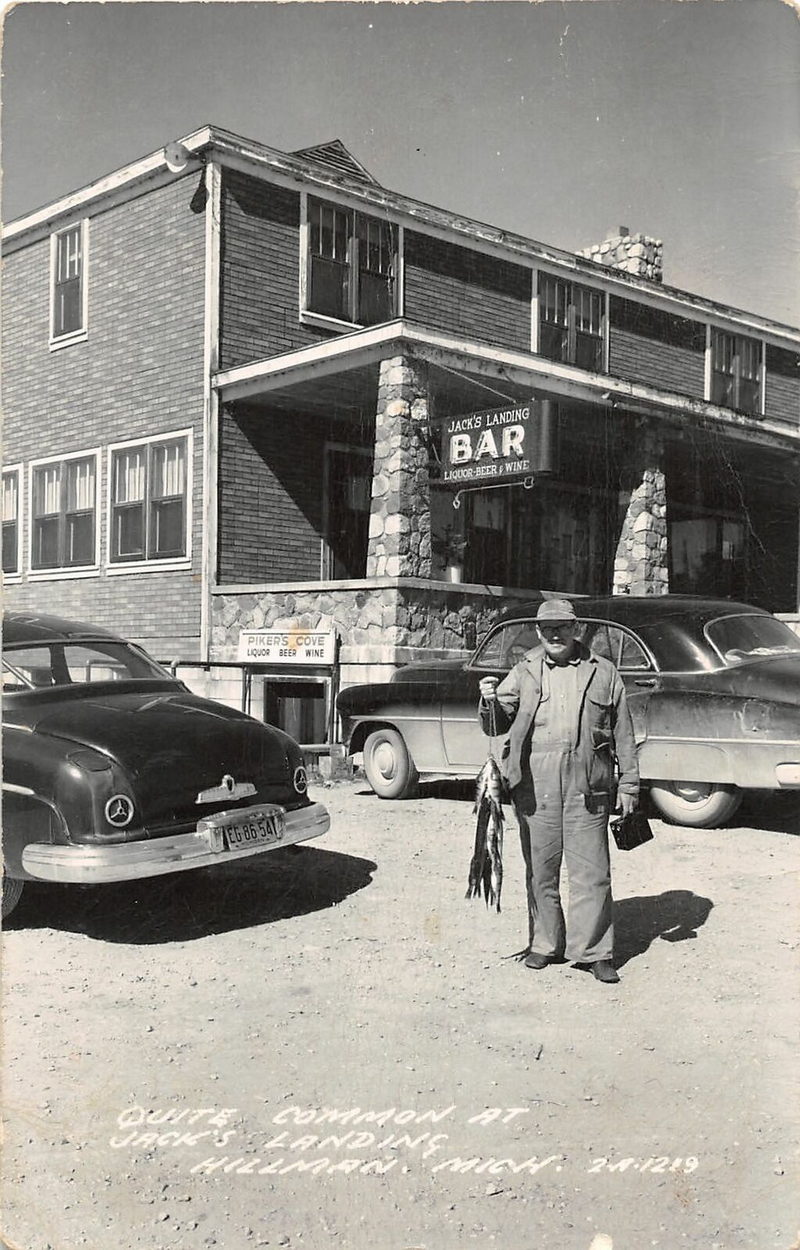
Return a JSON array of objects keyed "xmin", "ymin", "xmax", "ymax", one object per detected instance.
[{"xmin": 3, "ymin": 126, "xmax": 799, "ymax": 736}]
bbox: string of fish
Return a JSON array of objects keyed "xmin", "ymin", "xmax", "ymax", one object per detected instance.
[{"xmin": 466, "ymin": 693, "xmax": 505, "ymax": 913}]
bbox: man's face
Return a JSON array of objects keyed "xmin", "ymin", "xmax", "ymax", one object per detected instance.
[{"xmin": 536, "ymin": 620, "xmax": 579, "ymax": 662}]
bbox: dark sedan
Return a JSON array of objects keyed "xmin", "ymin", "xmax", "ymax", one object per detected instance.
[
  {"xmin": 337, "ymin": 595, "xmax": 800, "ymax": 827},
  {"xmin": 2, "ymin": 612, "xmax": 330, "ymax": 919}
]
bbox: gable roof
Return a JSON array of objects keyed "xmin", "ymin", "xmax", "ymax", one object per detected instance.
[{"xmin": 290, "ymin": 139, "xmax": 381, "ymax": 186}]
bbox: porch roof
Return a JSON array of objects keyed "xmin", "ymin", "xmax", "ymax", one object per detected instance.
[{"xmin": 213, "ymin": 319, "xmax": 800, "ymax": 451}]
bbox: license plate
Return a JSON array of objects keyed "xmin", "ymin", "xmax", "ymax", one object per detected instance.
[{"xmin": 220, "ymin": 810, "xmax": 285, "ymax": 851}]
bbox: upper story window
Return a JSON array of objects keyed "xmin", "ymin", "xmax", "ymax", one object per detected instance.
[
  {"xmin": 2, "ymin": 467, "xmax": 21, "ymax": 576},
  {"xmin": 109, "ymin": 434, "xmax": 189, "ymax": 565},
  {"xmin": 50, "ymin": 221, "xmax": 88, "ymax": 346},
  {"xmin": 307, "ymin": 198, "xmax": 396, "ymax": 326},
  {"xmin": 710, "ymin": 330, "xmax": 763, "ymax": 415},
  {"xmin": 538, "ymin": 274, "xmax": 604, "ymax": 371},
  {"xmin": 30, "ymin": 452, "xmax": 97, "ymax": 570}
]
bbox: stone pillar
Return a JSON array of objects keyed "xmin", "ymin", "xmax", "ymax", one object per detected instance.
[
  {"xmin": 613, "ymin": 421, "xmax": 669, "ymax": 596},
  {"xmin": 366, "ymin": 355, "xmax": 431, "ymax": 578}
]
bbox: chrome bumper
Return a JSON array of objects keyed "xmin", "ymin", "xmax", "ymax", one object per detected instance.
[
  {"xmin": 775, "ymin": 763, "xmax": 800, "ymax": 787},
  {"xmin": 21, "ymin": 802, "xmax": 330, "ymax": 884}
]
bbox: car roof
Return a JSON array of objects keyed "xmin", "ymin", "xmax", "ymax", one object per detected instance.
[
  {"xmin": 2, "ymin": 611, "xmax": 125, "ymax": 647},
  {"xmin": 496, "ymin": 594, "xmax": 769, "ymax": 627},
  {"xmin": 493, "ymin": 594, "xmax": 773, "ymax": 671}
]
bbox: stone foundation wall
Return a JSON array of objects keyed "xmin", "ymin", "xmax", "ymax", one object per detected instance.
[{"xmin": 210, "ymin": 579, "xmax": 541, "ymax": 684}]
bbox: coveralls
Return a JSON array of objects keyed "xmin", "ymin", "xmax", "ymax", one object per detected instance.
[{"xmin": 479, "ymin": 643, "xmax": 639, "ymax": 964}]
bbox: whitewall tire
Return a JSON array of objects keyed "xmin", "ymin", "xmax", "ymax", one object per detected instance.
[{"xmin": 648, "ymin": 781, "xmax": 742, "ymax": 828}]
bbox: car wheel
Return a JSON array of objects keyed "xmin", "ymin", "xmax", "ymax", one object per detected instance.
[
  {"xmin": 363, "ymin": 728, "xmax": 419, "ymax": 799},
  {"xmin": 2, "ymin": 875, "xmax": 24, "ymax": 920},
  {"xmin": 648, "ymin": 781, "xmax": 742, "ymax": 828}
]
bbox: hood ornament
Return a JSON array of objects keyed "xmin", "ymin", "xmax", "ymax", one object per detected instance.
[{"xmin": 196, "ymin": 774, "xmax": 257, "ymax": 804}]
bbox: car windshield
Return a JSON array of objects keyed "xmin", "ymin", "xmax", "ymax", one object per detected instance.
[
  {"xmin": 2, "ymin": 641, "xmax": 171, "ymax": 692},
  {"xmin": 705, "ymin": 614, "xmax": 800, "ymax": 666}
]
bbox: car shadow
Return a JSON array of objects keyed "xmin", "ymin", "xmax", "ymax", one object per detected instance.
[
  {"xmin": 612, "ymin": 889, "xmax": 714, "ymax": 969},
  {"xmin": 351, "ymin": 778, "xmax": 477, "ymax": 803},
  {"xmin": 734, "ymin": 790, "xmax": 800, "ymax": 835},
  {"xmin": 5, "ymin": 846, "xmax": 377, "ymax": 944}
]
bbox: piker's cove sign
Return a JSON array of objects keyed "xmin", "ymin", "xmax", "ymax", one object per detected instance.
[{"xmin": 439, "ymin": 399, "xmax": 556, "ymax": 486}]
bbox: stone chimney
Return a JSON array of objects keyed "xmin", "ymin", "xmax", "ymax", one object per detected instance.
[{"xmin": 578, "ymin": 226, "xmax": 663, "ymax": 283}]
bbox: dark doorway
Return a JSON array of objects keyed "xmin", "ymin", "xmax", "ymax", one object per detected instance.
[{"xmin": 324, "ymin": 444, "xmax": 372, "ymax": 579}]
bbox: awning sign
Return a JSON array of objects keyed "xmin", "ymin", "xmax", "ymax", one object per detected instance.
[
  {"xmin": 237, "ymin": 629, "xmax": 337, "ymax": 665},
  {"xmin": 440, "ymin": 401, "xmax": 535, "ymax": 485}
]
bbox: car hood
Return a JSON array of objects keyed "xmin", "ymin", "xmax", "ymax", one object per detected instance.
[{"xmin": 25, "ymin": 690, "xmax": 294, "ymax": 813}]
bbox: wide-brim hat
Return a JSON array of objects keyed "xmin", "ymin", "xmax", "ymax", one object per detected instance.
[{"xmin": 536, "ymin": 598, "xmax": 577, "ymax": 624}]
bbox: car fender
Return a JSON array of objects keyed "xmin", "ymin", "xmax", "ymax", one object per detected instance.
[
  {"xmin": 2, "ymin": 786, "xmax": 65, "ymax": 879},
  {"xmin": 2, "ymin": 725, "xmax": 124, "ymax": 850},
  {"xmin": 637, "ymin": 740, "xmax": 735, "ymax": 785},
  {"xmin": 344, "ymin": 711, "xmax": 447, "ymax": 773}
]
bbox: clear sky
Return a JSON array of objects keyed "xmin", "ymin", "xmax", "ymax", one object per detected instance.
[{"xmin": 2, "ymin": 0, "xmax": 798, "ymax": 325}]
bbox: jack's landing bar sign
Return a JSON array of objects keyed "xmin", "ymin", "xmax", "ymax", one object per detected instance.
[{"xmin": 437, "ymin": 398, "xmax": 558, "ymax": 486}]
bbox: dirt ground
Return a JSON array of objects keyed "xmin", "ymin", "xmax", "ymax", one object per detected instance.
[{"xmin": 2, "ymin": 779, "xmax": 799, "ymax": 1250}]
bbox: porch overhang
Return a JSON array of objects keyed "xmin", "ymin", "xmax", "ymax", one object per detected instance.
[{"xmin": 213, "ymin": 319, "xmax": 800, "ymax": 450}]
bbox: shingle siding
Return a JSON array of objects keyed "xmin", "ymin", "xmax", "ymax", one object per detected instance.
[
  {"xmin": 765, "ymin": 346, "xmax": 800, "ymax": 425},
  {"xmin": 403, "ymin": 231, "xmax": 531, "ymax": 351},
  {"xmin": 609, "ymin": 327, "xmax": 706, "ymax": 399},
  {"xmin": 219, "ymin": 171, "xmax": 327, "ymax": 368},
  {"xmin": 1, "ymin": 177, "xmax": 206, "ymax": 648}
]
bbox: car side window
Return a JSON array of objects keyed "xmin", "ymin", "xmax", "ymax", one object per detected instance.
[
  {"xmin": 472, "ymin": 622, "xmax": 539, "ymax": 670},
  {"xmin": 579, "ymin": 622, "xmax": 653, "ymax": 671},
  {"xmin": 63, "ymin": 645, "xmax": 130, "ymax": 683},
  {"xmin": 3, "ymin": 647, "xmax": 56, "ymax": 688},
  {"xmin": 2, "ymin": 641, "xmax": 164, "ymax": 690}
]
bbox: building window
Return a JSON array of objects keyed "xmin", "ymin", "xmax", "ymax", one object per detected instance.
[
  {"xmin": 307, "ymin": 198, "xmax": 396, "ymax": 325},
  {"xmin": 711, "ymin": 330, "xmax": 763, "ymax": 414},
  {"xmin": 51, "ymin": 222, "xmax": 87, "ymax": 343},
  {"xmin": 31, "ymin": 453, "xmax": 97, "ymax": 570},
  {"xmin": 2, "ymin": 468, "xmax": 21, "ymax": 575},
  {"xmin": 539, "ymin": 275, "xmax": 604, "ymax": 371},
  {"xmin": 110, "ymin": 435, "xmax": 188, "ymax": 563}
]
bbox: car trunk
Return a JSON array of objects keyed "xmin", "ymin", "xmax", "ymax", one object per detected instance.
[{"xmin": 32, "ymin": 691, "xmax": 295, "ymax": 832}]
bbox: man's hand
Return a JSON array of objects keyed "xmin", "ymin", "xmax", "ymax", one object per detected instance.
[
  {"xmin": 620, "ymin": 793, "xmax": 638, "ymax": 817},
  {"xmin": 479, "ymin": 676, "xmax": 499, "ymax": 702}
]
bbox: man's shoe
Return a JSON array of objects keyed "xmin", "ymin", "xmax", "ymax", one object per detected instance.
[
  {"xmin": 524, "ymin": 952, "xmax": 552, "ymax": 970},
  {"xmin": 591, "ymin": 960, "xmax": 620, "ymax": 984}
]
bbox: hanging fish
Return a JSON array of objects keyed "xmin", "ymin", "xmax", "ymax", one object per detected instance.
[{"xmin": 466, "ymin": 755, "xmax": 505, "ymax": 913}]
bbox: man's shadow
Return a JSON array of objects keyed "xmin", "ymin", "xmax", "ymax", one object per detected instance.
[{"xmin": 612, "ymin": 890, "xmax": 713, "ymax": 969}]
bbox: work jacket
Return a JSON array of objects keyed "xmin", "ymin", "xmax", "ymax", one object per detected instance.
[{"xmin": 478, "ymin": 643, "xmax": 639, "ymax": 799}]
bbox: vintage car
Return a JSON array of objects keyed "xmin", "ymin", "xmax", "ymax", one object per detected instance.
[
  {"xmin": 1, "ymin": 612, "xmax": 330, "ymax": 919},
  {"xmin": 337, "ymin": 594, "xmax": 800, "ymax": 827}
]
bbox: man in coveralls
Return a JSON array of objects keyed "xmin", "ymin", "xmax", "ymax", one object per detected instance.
[{"xmin": 478, "ymin": 599, "xmax": 639, "ymax": 984}]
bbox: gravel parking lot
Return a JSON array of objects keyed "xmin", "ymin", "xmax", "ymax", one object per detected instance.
[{"xmin": 2, "ymin": 780, "xmax": 799, "ymax": 1250}]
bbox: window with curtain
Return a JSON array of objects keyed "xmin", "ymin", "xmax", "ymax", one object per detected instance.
[
  {"xmin": 711, "ymin": 330, "xmax": 763, "ymax": 415},
  {"xmin": 31, "ymin": 455, "xmax": 96, "ymax": 569},
  {"xmin": 308, "ymin": 198, "xmax": 396, "ymax": 324},
  {"xmin": 539, "ymin": 274, "xmax": 604, "ymax": 371},
  {"xmin": 110, "ymin": 437, "xmax": 187, "ymax": 563}
]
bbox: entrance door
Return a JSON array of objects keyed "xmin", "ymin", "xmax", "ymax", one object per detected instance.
[{"xmin": 324, "ymin": 445, "xmax": 372, "ymax": 579}]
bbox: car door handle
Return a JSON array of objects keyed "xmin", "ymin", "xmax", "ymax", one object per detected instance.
[{"xmin": 633, "ymin": 678, "xmax": 658, "ymax": 688}]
